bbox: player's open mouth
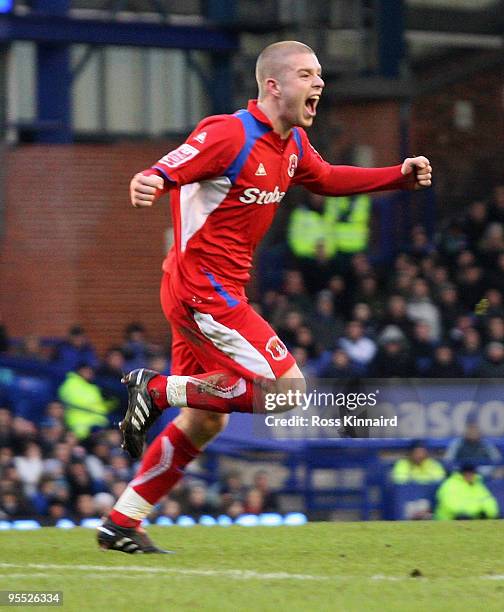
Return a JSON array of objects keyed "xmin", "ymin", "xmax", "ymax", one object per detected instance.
[{"xmin": 304, "ymin": 95, "xmax": 320, "ymax": 117}]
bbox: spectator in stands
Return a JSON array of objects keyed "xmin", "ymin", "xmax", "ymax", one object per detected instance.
[
  {"xmin": 489, "ymin": 184, "xmax": 504, "ymax": 223},
  {"xmin": 282, "ymin": 270, "xmax": 313, "ymax": 314},
  {"xmin": 444, "ymin": 422, "xmax": 501, "ymax": 474},
  {"xmin": 184, "ymin": 484, "xmax": 214, "ymax": 519},
  {"xmin": 54, "ymin": 325, "xmax": 98, "ymax": 370},
  {"xmin": 379, "ymin": 295, "xmax": 415, "ymax": 340},
  {"xmin": 486, "ymin": 252, "xmax": 504, "ymax": 294},
  {"xmin": 65, "ymin": 460, "xmax": 97, "ymax": 504},
  {"xmin": 31, "ymin": 477, "xmax": 59, "ymax": 516},
  {"xmin": 319, "ymin": 348, "xmax": 355, "ymax": 378},
  {"xmin": 327, "ymin": 275, "xmax": 350, "ymax": 318},
  {"xmin": 252, "ymin": 470, "xmax": 279, "ymax": 512},
  {"xmin": 224, "ymin": 500, "xmax": 246, "ymax": 519},
  {"xmin": 43, "ymin": 441, "xmax": 73, "ymax": 478},
  {"xmin": 410, "ymin": 320, "xmax": 435, "ymax": 374},
  {"xmin": 85, "ymin": 439, "xmax": 111, "ymax": 481},
  {"xmin": 391, "ymin": 441, "xmax": 445, "ymax": 484},
  {"xmin": 439, "ymin": 219, "xmax": 467, "ymax": 259},
  {"xmin": 425, "ymin": 345, "xmax": 464, "ymax": 378},
  {"xmin": 275, "ymin": 309, "xmax": 304, "ymax": 348},
  {"xmin": 219, "ymin": 470, "xmax": 247, "ymax": 506},
  {"xmin": 42, "ymin": 501, "xmax": 72, "ymax": 527},
  {"xmin": 353, "ymin": 275, "xmax": 384, "ymax": 319},
  {"xmin": 406, "ymin": 278, "xmax": 441, "ymax": 341},
  {"xmin": 121, "ymin": 322, "xmax": 151, "ymax": 370},
  {"xmin": 75, "ymin": 494, "xmax": 98, "ymax": 521},
  {"xmin": 294, "ymin": 325, "xmax": 320, "ymax": 361},
  {"xmin": 483, "ymin": 288, "xmax": 504, "ymax": 318},
  {"xmin": 123, "ymin": 324, "xmax": 166, "ymax": 369},
  {"xmin": 0, "ymin": 313, "xmax": 8, "ymax": 353},
  {"xmin": 457, "ymin": 265, "xmax": 486, "ymax": 311},
  {"xmin": 0, "ymin": 447, "xmax": 13, "ymax": 469},
  {"xmin": 475, "ymin": 342, "xmax": 504, "ymax": 377},
  {"xmin": 309, "ymin": 290, "xmax": 344, "ymax": 350},
  {"xmin": 287, "ymin": 192, "xmax": 338, "ymax": 291},
  {"xmin": 338, "ymin": 320, "xmax": 376, "ymax": 371},
  {"xmin": 147, "ymin": 355, "xmax": 170, "ymax": 375},
  {"xmin": 58, "ymin": 364, "xmax": 115, "ymax": 440},
  {"xmin": 15, "ymin": 335, "xmax": 50, "ymax": 362},
  {"xmin": 244, "ymin": 488, "xmax": 265, "ymax": 515},
  {"xmin": 484, "ymin": 316, "xmax": 504, "ymax": 344},
  {"xmin": 351, "ymin": 302, "xmax": 377, "ymax": 338},
  {"xmin": 45, "ymin": 401, "xmax": 65, "ymax": 423},
  {"xmin": 96, "ymin": 347, "xmax": 125, "ymax": 379},
  {"xmin": 458, "ymin": 328, "xmax": 484, "ymax": 376},
  {"xmin": 291, "ymin": 347, "xmax": 318, "ymax": 379},
  {"xmin": 93, "ymin": 492, "xmax": 114, "ymax": 517},
  {"xmin": 478, "ymin": 223, "xmax": 504, "ymax": 268},
  {"xmin": 38, "ymin": 419, "xmax": 65, "ymax": 453},
  {"xmin": 437, "ymin": 284, "xmax": 465, "ymax": 331},
  {"xmin": 156, "ymin": 498, "xmax": 182, "ymax": 522},
  {"xmin": 105, "ymin": 450, "xmax": 132, "ymax": 483},
  {"xmin": 110, "ymin": 481, "xmax": 128, "ymax": 501},
  {"xmin": 372, "ymin": 330, "xmax": 414, "ymax": 378},
  {"xmin": 435, "ymin": 464, "xmax": 499, "ymax": 520},
  {"xmin": 408, "ymin": 225, "xmax": 435, "ymax": 260},
  {"xmin": 0, "ymin": 491, "xmax": 34, "ymax": 520},
  {"xmin": 13, "ymin": 441, "xmax": 44, "ymax": 497},
  {"xmin": 0, "ymin": 408, "xmax": 15, "ymax": 449},
  {"xmin": 462, "ymin": 200, "xmax": 489, "ymax": 249}
]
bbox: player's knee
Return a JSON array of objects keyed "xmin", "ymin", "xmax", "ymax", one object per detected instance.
[
  {"xmin": 264, "ymin": 363, "xmax": 306, "ymax": 413},
  {"xmin": 279, "ymin": 363, "xmax": 306, "ymax": 395},
  {"xmin": 198, "ymin": 412, "xmax": 229, "ymax": 437},
  {"xmin": 176, "ymin": 408, "xmax": 229, "ymax": 444}
]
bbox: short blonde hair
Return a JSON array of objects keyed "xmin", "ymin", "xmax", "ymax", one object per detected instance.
[{"xmin": 255, "ymin": 41, "xmax": 316, "ymax": 99}]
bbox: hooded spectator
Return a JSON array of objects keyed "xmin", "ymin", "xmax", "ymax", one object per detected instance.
[{"xmin": 54, "ymin": 326, "xmax": 98, "ymax": 370}]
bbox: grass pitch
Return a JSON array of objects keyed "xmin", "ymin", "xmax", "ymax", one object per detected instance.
[{"xmin": 0, "ymin": 522, "xmax": 503, "ymax": 611}]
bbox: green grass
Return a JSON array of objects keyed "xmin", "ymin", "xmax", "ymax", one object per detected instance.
[{"xmin": 0, "ymin": 522, "xmax": 503, "ymax": 611}]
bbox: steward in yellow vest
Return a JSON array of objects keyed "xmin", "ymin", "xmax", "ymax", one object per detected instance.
[{"xmin": 326, "ymin": 194, "xmax": 371, "ymax": 254}]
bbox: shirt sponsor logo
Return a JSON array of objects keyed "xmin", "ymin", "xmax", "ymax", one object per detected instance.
[
  {"xmin": 159, "ymin": 143, "xmax": 200, "ymax": 168},
  {"xmin": 239, "ymin": 185, "xmax": 286, "ymax": 205},
  {"xmin": 287, "ymin": 153, "xmax": 298, "ymax": 177},
  {"xmin": 266, "ymin": 336, "xmax": 288, "ymax": 361}
]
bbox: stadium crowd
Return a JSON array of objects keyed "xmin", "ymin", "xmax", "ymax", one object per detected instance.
[
  {"xmin": 257, "ymin": 184, "xmax": 504, "ymax": 379},
  {"xmin": 1, "ymin": 184, "xmax": 504, "ymax": 523},
  {"xmin": 0, "ymin": 403, "xmax": 281, "ymax": 524}
]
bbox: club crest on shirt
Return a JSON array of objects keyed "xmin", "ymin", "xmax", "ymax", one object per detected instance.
[
  {"xmin": 266, "ymin": 335, "xmax": 288, "ymax": 361},
  {"xmin": 287, "ymin": 154, "xmax": 298, "ymax": 178}
]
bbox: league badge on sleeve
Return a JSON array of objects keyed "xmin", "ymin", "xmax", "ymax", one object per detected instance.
[{"xmin": 159, "ymin": 143, "xmax": 200, "ymax": 168}]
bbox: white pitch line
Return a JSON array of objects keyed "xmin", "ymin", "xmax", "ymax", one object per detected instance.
[
  {"xmin": 0, "ymin": 563, "xmax": 326, "ymax": 582},
  {"xmin": 1, "ymin": 564, "xmax": 503, "ymax": 582},
  {"xmin": 0, "ymin": 573, "xmax": 54, "ymax": 579}
]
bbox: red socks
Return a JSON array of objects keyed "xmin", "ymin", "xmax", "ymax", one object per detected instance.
[
  {"xmin": 109, "ymin": 422, "xmax": 200, "ymax": 528},
  {"xmin": 147, "ymin": 371, "xmax": 255, "ymax": 413}
]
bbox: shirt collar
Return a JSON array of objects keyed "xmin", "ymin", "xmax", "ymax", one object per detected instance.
[{"xmin": 246, "ymin": 99, "xmax": 273, "ymax": 128}]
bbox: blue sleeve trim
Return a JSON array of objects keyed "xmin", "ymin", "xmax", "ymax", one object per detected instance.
[
  {"xmin": 203, "ymin": 271, "xmax": 239, "ymax": 308},
  {"xmin": 153, "ymin": 165, "xmax": 177, "ymax": 184},
  {"xmin": 224, "ymin": 111, "xmax": 271, "ymax": 184},
  {"xmin": 292, "ymin": 128, "xmax": 304, "ymax": 160}
]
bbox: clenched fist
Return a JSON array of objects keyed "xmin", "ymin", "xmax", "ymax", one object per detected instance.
[
  {"xmin": 401, "ymin": 156, "xmax": 432, "ymax": 190},
  {"xmin": 130, "ymin": 172, "xmax": 165, "ymax": 208}
]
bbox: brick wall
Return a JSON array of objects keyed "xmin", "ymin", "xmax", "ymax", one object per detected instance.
[
  {"xmin": 0, "ymin": 142, "xmax": 178, "ymax": 352},
  {"xmin": 325, "ymin": 100, "xmax": 403, "ymax": 165},
  {"xmin": 412, "ymin": 61, "xmax": 504, "ymax": 209}
]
